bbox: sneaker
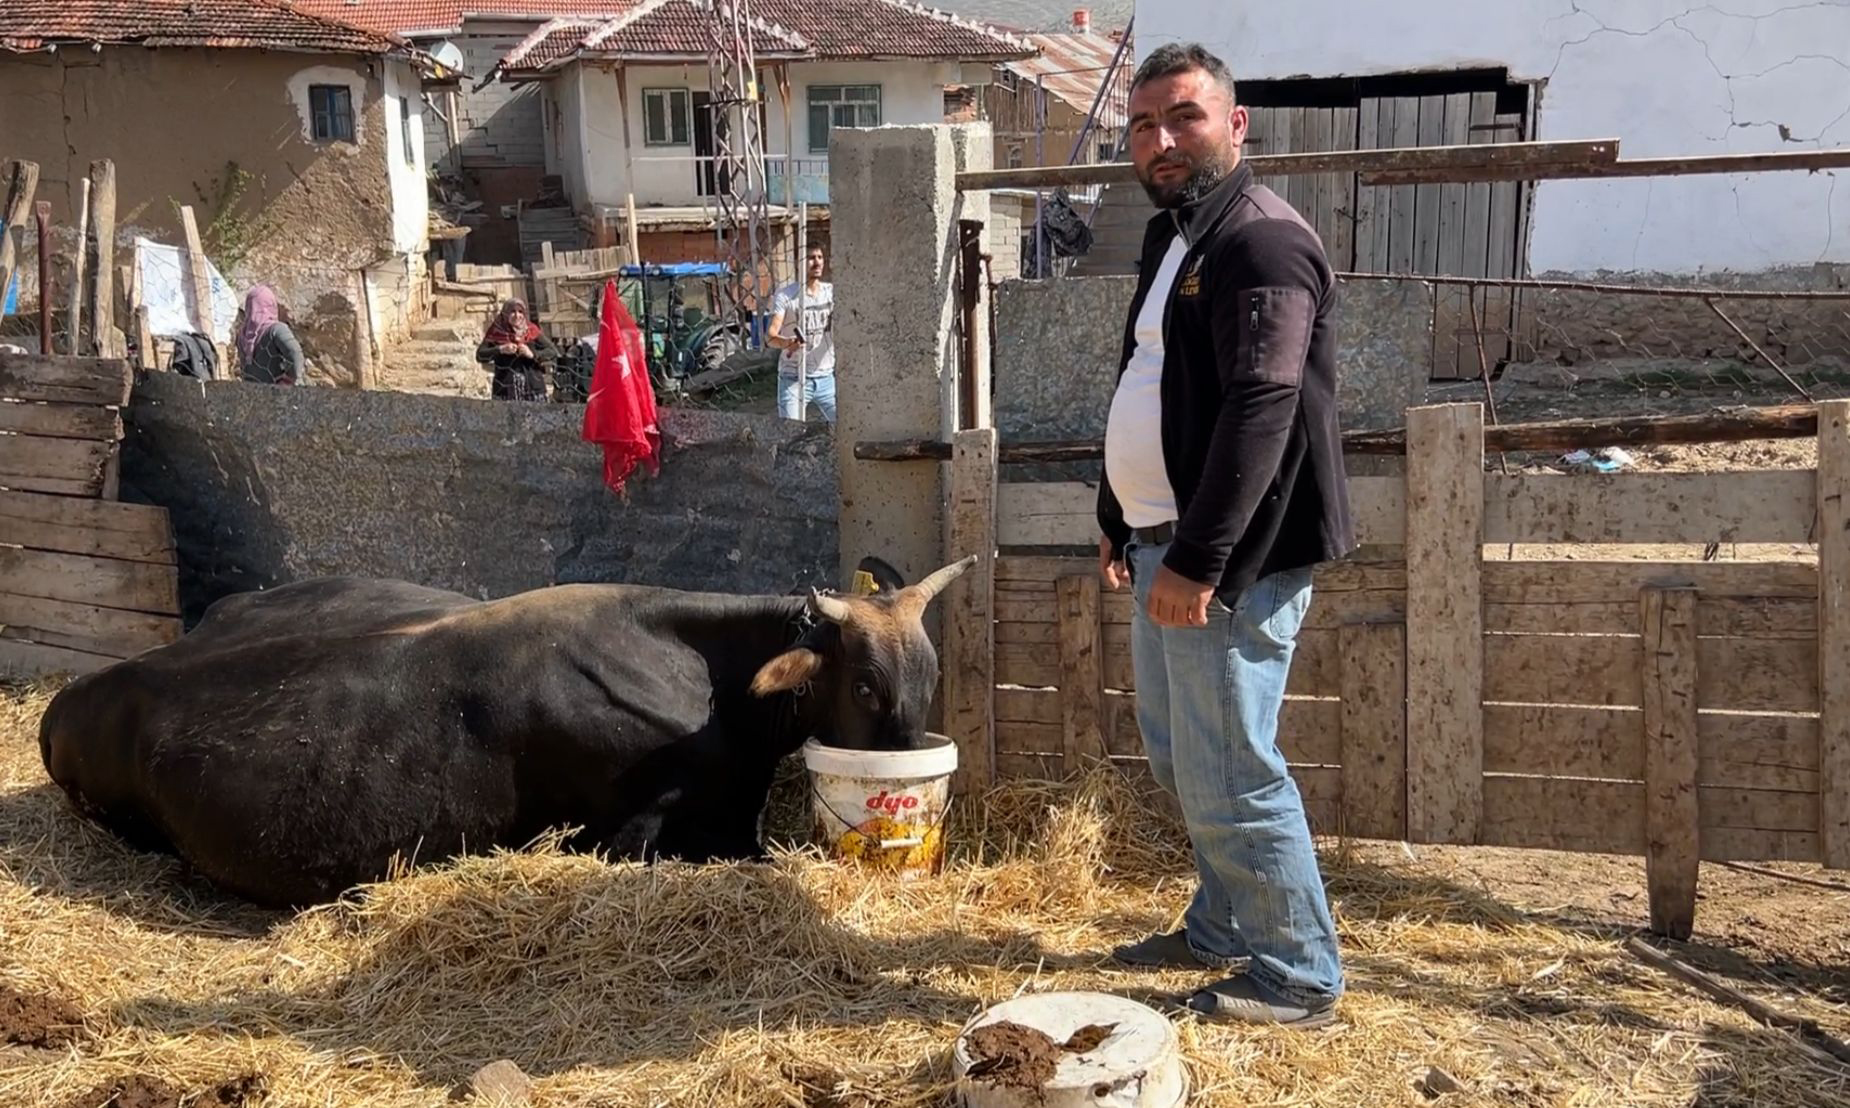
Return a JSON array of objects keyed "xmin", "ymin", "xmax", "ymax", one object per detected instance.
[
  {"xmin": 1173, "ymin": 974, "xmax": 1336, "ymax": 1029},
  {"xmin": 1110, "ymin": 929, "xmax": 1244, "ymax": 971}
]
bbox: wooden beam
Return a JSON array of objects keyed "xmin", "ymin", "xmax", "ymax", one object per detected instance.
[
  {"xmin": 1367, "ymin": 147, "xmax": 1850, "ymax": 186},
  {"xmin": 1055, "ymin": 573, "xmax": 1107, "ymax": 765},
  {"xmin": 943, "ymin": 427, "xmax": 998, "ymax": 793},
  {"xmin": 1819, "ymin": 399, "xmax": 1850, "ymax": 870},
  {"xmin": 0, "ymin": 352, "xmax": 133, "ymax": 406},
  {"xmin": 86, "ymin": 159, "xmax": 119, "ymax": 358},
  {"xmin": 1339, "ymin": 621, "xmax": 1408, "ymax": 840},
  {"xmin": 178, "ymin": 205, "xmax": 214, "ymax": 346},
  {"xmin": 955, "ymin": 139, "xmax": 1621, "ymax": 190},
  {"xmin": 67, "ymin": 177, "xmax": 90, "ymax": 355},
  {"xmin": 858, "ymin": 404, "xmax": 1824, "ymax": 464},
  {"xmin": 1405, "ymin": 404, "xmax": 1484, "ymax": 845},
  {"xmin": 1641, "ymin": 586, "xmax": 1701, "ymax": 940},
  {"xmin": 0, "ymin": 401, "xmax": 121, "ymax": 441},
  {"xmin": 0, "ymin": 160, "xmax": 40, "ymax": 316}
]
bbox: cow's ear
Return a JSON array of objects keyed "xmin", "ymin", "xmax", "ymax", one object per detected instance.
[{"xmin": 751, "ymin": 648, "xmax": 826, "ymax": 696}]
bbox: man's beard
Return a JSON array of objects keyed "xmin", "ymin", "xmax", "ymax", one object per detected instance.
[{"xmin": 1137, "ymin": 145, "xmax": 1236, "ymax": 208}]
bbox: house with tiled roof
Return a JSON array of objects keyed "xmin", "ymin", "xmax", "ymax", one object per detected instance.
[
  {"xmin": 491, "ymin": 0, "xmax": 1033, "ymax": 259},
  {"xmin": 0, "ymin": 0, "xmax": 456, "ymax": 385}
]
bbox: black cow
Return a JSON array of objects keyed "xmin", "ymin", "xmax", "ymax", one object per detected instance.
[{"xmin": 38, "ymin": 557, "xmax": 974, "ymax": 908}]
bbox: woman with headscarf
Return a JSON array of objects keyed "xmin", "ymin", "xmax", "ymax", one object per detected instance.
[
  {"xmin": 235, "ymin": 284, "xmax": 305, "ymax": 385},
  {"xmin": 476, "ymin": 298, "xmax": 558, "ymax": 401}
]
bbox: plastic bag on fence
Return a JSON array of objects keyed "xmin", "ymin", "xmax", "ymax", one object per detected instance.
[{"xmin": 581, "ymin": 278, "xmax": 661, "ymax": 495}]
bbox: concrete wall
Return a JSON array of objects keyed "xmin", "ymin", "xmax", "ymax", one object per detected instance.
[
  {"xmin": 992, "ymin": 274, "xmax": 1429, "ymax": 449},
  {"xmin": 120, "ymin": 373, "xmax": 840, "ymax": 625},
  {"xmin": 556, "ymin": 58, "xmax": 961, "ymax": 211},
  {"xmin": 0, "ymin": 46, "xmax": 424, "ymax": 382},
  {"xmin": 1136, "ymin": 0, "xmax": 1850, "ymax": 276},
  {"xmin": 450, "ymin": 23, "xmax": 550, "ymax": 168}
]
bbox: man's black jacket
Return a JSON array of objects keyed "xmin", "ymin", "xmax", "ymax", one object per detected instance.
[{"xmin": 1097, "ymin": 161, "xmax": 1357, "ymax": 598}]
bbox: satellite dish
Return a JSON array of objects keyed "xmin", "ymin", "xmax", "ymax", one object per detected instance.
[{"xmin": 425, "ymin": 39, "xmax": 465, "ymax": 72}]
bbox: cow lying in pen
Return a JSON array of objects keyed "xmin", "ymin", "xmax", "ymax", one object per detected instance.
[{"xmin": 38, "ymin": 557, "xmax": 974, "ymax": 908}]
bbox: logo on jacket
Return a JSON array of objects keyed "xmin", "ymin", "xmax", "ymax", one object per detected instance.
[{"xmin": 1176, "ymin": 257, "xmax": 1204, "ymax": 298}]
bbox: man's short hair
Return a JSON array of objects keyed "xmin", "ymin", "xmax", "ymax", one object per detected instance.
[{"xmin": 1131, "ymin": 42, "xmax": 1236, "ymax": 101}]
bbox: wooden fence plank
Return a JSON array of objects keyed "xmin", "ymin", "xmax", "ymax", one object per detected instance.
[
  {"xmin": 1485, "ymin": 633, "xmax": 1641, "ymax": 707},
  {"xmin": 0, "ymin": 593, "xmax": 178, "ymax": 657},
  {"xmin": 0, "ymin": 638, "xmax": 118, "ymax": 678},
  {"xmin": 0, "ymin": 401, "xmax": 122, "ymax": 441},
  {"xmin": 944, "ymin": 428, "xmax": 998, "ymax": 793},
  {"xmin": 995, "ymin": 694, "xmax": 1341, "ymax": 766},
  {"xmin": 0, "ymin": 547, "xmax": 179, "ymax": 614},
  {"xmin": 1406, "ymin": 404, "xmax": 1484, "ymax": 843},
  {"xmin": 0, "ymin": 160, "xmax": 40, "ymax": 308},
  {"xmin": 1340, "ymin": 622, "xmax": 1407, "ymax": 839},
  {"xmin": 0, "ymin": 435, "xmax": 112, "ymax": 496},
  {"xmin": 1055, "ymin": 574, "xmax": 1107, "ymax": 764},
  {"xmin": 1700, "ymin": 827, "xmax": 1820, "ymax": 863},
  {"xmin": 1480, "ymin": 776, "xmax": 1647, "ymax": 854},
  {"xmin": 1642, "ymin": 586, "xmax": 1701, "ymax": 939},
  {"xmin": 1698, "ymin": 639, "xmax": 1818, "ymax": 712},
  {"xmin": 1483, "ymin": 472, "xmax": 1815, "ymax": 544},
  {"xmin": 997, "ymin": 555, "xmax": 1407, "ymax": 594},
  {"xmin": 1482, "ymin": 559, "xmax": 1817, "ymax": 602},
  {"xmin": 179, "ymin": 205, "xmax": 215, "ymax": 344},
  {"xmin": 997, "ymin": 478, "xmax": 1407, "ymax": 547},
  {"xmin": 1820, "ymin": 398, "xmax": 1850, "ymax": 868},
  {"xmin": 0, "ymin": 353, "xmax": 133, "ymax": 406},
  {"xmin": 1484, "ymin": 704, "xmax": 1643, "ymax": 779},
  {"xmin": 1700, "ymin": 713, "xmax": 1820, "ymax": 793},
  {"xmin": 0, "ymin": 490, "xmax": 174, "ymax": 563},
  {"xmin": 88, "ymin": 159, "xmax": 121, "ymax": 358},
  {"xmin": 1700, "ymin": 787, "xmax": 1819, "ymax": 833}
]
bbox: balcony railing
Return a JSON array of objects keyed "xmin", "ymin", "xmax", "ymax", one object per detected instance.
[{"xmin": 629, "ymin": 153, "xmax": 830, "ymax": 207}]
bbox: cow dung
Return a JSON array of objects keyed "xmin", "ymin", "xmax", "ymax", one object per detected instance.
[
  {"xmin": 962, "ymin": 1020, "xmax": 1065, "ymax": 1091},
  {"xmin": 57, "ymin": 1072, "xmax": 269, "ymax": 1108},
  {"xmin": 0, "ymin": 983, "xmax": 84, "ymax": 1048},
  {"xmin": 1062, "ymin": 1022, "xmax": 1118, "ymax": 1054}
]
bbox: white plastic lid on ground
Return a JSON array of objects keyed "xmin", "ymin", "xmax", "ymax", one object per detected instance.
[{"xmin": 952, "ymin": 990, "xmax": 1187, "ymax": 1108}]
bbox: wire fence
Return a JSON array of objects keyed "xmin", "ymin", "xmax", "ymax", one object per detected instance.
[{"xmin": 1346, "ymin": 272, "xmax": 1850, "ymax": 428}]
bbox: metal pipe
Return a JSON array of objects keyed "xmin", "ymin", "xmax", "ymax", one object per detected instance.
[
  {"xmin": 957, "ymin": 218, "xmax": 983, "ymax": 430},
  {"xmin": 794, "ymin": 200, "xmax": 807, "ymax": 422},
  {"xmin": 1067, "ymin": 16, "xmax": 1134, "ymax": 166}
]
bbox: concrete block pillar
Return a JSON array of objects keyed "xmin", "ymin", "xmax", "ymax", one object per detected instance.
[{"xmin": 831, "ymin": 123, "xmax": 992, "ymax": 591}]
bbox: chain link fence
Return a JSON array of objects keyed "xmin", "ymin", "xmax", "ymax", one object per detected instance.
[{"xmin": 1369, "ymin": 272, "xmax": 1850, "ymax": 425}]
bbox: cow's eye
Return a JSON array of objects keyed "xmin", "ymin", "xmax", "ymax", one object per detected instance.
[{"xmin": 853, "ymin": 681, "xmax": 877, "ymax": 702}]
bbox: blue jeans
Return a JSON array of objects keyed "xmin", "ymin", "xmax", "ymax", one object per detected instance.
[
  {"xmin": 777, "ymin": 372, "xmax": 836, "ymax": 422},
  {"xmin": 1125, "ymin": 541, "xmax": 1344, "ymax": 1007}
]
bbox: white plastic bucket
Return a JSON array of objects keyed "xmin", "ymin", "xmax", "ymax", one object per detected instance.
[
  {"xmin": 802, "ymin": 735, "xmax": 958, "ymax": 878},
  {"xmin": 952, "ymin": 991, "xmax": 1187, "ymax": 1108}
]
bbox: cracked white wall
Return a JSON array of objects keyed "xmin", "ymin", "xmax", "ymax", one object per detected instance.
[{"xmin": 1136, "ymin": 0, "xmax": 1850, "ymax": 276}]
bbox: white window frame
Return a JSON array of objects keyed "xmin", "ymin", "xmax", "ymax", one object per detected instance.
[
  {"xmin": 642, "ymin": 87, "xmax": 693, "ymax": 147},
  {"xmin": 808, "ymin": 84, "xmax": 882, "ymax": 154}
]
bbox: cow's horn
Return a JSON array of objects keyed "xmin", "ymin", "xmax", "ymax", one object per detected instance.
[
  {"xmin": 907, "ymin": 555, "xmax": 979, "ymax": 603},
  {"xmin": 808, "ymin": 588, "xmax": 853, "ymax": 624}
]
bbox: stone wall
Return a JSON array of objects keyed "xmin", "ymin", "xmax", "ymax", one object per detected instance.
[
  {"xmin": 992, "ymin": 274, "xmax": 1431, "ymax": 452},
  {"xmin": 121, "ymin": 374, "xmax": 839, "ymax": 624}
]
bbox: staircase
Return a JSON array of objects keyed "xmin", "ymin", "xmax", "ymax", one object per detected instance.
[
  {"xmin": 377, "ymin": 316, "xmax": 492, "ymax": 398},
  {"xmin": 1069, "ymin": 183, "xmax": 1152, "ymax": 277},
  {"xmin": 518, "ymin": 206, "xmax": 584, "ymax": 271}
]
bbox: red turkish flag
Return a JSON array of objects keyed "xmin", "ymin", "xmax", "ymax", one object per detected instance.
[{"xmin": 581, "ymin": 278, "xmax": 661, "ymax": 494}]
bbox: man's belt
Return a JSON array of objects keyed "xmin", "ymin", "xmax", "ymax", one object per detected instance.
[{"xmin": 1131, "ymin": 521, "xmax": 1176, "ymax": 545}]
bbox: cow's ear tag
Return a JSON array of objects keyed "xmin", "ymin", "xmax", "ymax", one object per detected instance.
[{"xmin": 850, "ymin": 570, "xmax": 879, "ymax": 596}]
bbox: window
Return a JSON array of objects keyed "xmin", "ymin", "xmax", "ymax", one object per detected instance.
[
  {"xmin": 400, "ymin": 95, "xmax": 416, "ymax": 165},
  {"xmin": 807, "ymin": 84, "xmax": 881, "ymax": 153},
  {"xmin": 643, "ymin": 87, "xmax": 692, "ymax": 146},
  {"xmin": 309, "ymin": 84, "xmax": 356, "ymax": 143}
]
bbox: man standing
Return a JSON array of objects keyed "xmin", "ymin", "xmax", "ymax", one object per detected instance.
[
  {"xmin": 768, "ymin": 242, "xmax": 836, "ymax": 422},
  {"xmin": 1098, "ymin": 42, "xmax": 1356, "ymax": 1028}
]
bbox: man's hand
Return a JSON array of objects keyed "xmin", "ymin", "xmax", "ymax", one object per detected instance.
[
  {"xmin": 1098, "ymin": 536, "xmax": 1126, "ymax": 590},
  {"xmin": 1146, "ymin": 564, "xmax": 1214, "ymax": 628}
]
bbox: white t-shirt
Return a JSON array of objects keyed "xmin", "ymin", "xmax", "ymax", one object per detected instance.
[
  {"xmin": 1103, "ymin": 236, "xmax": 1187, "ymax": 529},
  {"xmin": 772, "ymin": 280, "xmax": 834, "ymax": 377}
]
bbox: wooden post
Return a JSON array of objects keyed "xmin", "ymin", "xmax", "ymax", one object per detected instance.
[
  {"xmin": 1819, "ymin": 399, "xmax": 1850, "ymax": 870},
  {"xmin": 87, "ymin": 159, "xmax": 120, "ymax": 358},
  {"xmin": 67, "ymin": 177, "xmax": 91, "ymax": 356},
  {"xmin": 1641, "ymin": 586, "xmax": 1701, "ymax": 937},
  {"xmin": 624, "ymin": 193, "xmax": 642, "ymax": 269},
  {"xmin": 1405, "ymin": 403, "xmax": 1485, "ymax": 843},
  {"xmin": 0, "ymin": 160, "xmax": 40, "ymax": 317},
  {"xmin": 1339, "ymin": 621, "xmax": 1408, "ymax": 839},
  {"xmin": 178, "ymin": 205, "xmax": 214, "ymax": 340},
  {"xmin": 1056, "ymin": 573, "xmax": 1106, "ymax": 766},
  {"xmin": 944, "ymin": 426, "xmax": 998, "ymax": 793}
]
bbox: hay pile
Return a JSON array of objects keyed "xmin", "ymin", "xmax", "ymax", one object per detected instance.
[{"xmin": 2, "ymin": 679, "xmax": 1846, "ymax": 1107}]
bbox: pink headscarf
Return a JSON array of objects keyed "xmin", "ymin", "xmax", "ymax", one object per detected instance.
[{"xmin": 236, "ymin": 284, "xmax": 280, "ymax": 366}]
